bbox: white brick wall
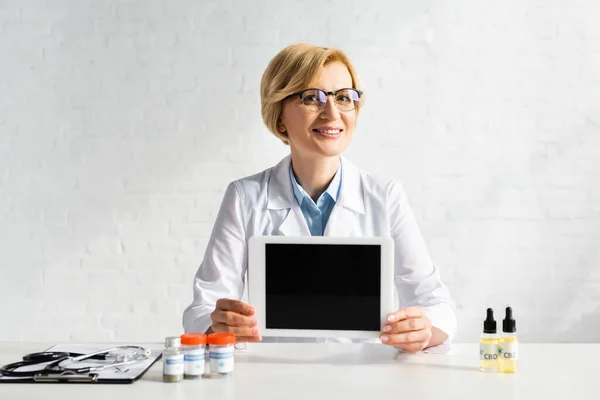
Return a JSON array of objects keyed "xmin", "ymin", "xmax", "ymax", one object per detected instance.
[{"xmin": 1, "ymin": 0, "xmax": 599, "ymax": 343}]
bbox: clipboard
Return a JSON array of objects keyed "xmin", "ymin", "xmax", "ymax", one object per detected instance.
[{"xmin": 0, "ymin": 343, "xmax": 164, "ymax": 384}]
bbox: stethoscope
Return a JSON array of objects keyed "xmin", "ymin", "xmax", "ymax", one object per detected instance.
[{"xmin": 0, "ymin": 346, "xmax": 151, "ymax": 381}]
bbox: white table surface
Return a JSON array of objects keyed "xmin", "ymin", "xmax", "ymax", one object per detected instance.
[{"xmin": 0, "ymin": 342, "xmax": 594, "ymax": 399}]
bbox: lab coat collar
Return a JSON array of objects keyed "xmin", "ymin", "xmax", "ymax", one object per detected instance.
[
  {"xmin": 267, "ymin": 154, "xmax": 365, "ymax": 237},
  {"xmin": 266, "ymin": 155, "xmax": 296, "ymax": 210},
  {"xmin": 336, "ymin": 157, "xmax": 366, "ymax": 215},
  {"xmin": 267, "ymin": 155, "xmax": 365, "ymax": 215}
]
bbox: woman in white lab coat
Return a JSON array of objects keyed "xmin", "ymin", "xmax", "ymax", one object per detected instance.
[{"xmin": 183, "ymin": 44, "xmax": 456, "ymax": 353}]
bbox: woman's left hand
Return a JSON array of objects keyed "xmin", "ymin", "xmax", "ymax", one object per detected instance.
[{"xmin": 380, "ymin": 306, "xmax": 433, "ymax": 353}]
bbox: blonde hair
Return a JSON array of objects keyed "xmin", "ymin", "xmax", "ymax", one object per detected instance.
[{"xmin": 260, "ymin": 43, "xmax": 363, "ymax": 145}]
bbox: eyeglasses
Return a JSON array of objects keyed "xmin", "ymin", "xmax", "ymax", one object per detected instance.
[{"xmin": 283, "ymin": 88, "xmax": 363, "ymax": 112}]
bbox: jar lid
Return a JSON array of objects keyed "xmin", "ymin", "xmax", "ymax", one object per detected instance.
[
  {"xmin": 165, "ymin": 336, "xmax": 181, "ymax": 347},
  {"xmin": 181, "ymin": 333, "xmax": 207, "ymax": 345},
  {"xmin": 207, "ymin": 332, "xmax": 236, "ymax": 345}
]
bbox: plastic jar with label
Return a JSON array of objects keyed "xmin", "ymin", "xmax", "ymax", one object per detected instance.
[
  {"xmin": 207, "ymin": 332, "xmax": 236, "ymax": 377},
  {"xmin": 180, "ymin": 333, "xmax": 207, "ymax": 379},
  {"xmin": 163, "ymin": 336, "xmax": 184, "ymax": 382}
]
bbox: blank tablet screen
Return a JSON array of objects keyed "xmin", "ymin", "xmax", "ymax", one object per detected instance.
[{"xmin": 265, "ymin": 243, "xmax": 381, "ymax": 331}]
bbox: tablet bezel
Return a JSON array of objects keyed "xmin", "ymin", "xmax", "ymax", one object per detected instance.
[{"xmin": 248, "ymin": 235, "xmax": 395, "ymax": 339}]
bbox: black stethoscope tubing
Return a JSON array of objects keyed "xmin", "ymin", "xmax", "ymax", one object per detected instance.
[{"xmin": 1, "ymin": 351, "xmax": 107, "ymax": 377}]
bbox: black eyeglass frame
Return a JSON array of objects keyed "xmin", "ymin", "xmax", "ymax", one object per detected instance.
[{"xmin": 282, "ymin": 88, "xmax": 364, "ymax": 112}]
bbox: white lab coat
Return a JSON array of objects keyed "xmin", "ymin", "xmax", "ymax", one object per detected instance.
[{"xmin": 182, "ymin": 155, "xmax": 457, "ymax": 346}]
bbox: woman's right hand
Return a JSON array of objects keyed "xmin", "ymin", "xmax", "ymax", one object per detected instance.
[{"xmin": 209, "ymin": 298, "xmax": 262, "ymax": 342}]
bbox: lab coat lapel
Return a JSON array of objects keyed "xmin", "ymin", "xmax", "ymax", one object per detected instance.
[
  {"xmin": 266, "ymin": 155, "xmax": 311, "ymax": 236},
  {"xmin": 279, "ymin": 206, "xmax": 311, "ymax": 236},
  {"xmin": 323, "ymin": 206, "xmax": 356, "ymax": 236},
  {"xmin": 324, "ymin": 157, "xmax": 365, "ymax": 237}
]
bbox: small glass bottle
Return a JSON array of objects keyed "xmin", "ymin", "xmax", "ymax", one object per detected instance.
[
  {"xmin": 163, "ymin": 336, "xmax": 184, "ymax": 382},
  {"xmin": 207, "ymin": 332, "xmax": 236, "ymax": 377},
  {"xmin": 499, "ymin": 306, "xmax": 518, "ymax": 373},
  {"xmin": 480, "ymin": 308, "xmax": 499, "ymax": 372},
  {"xmin": 181, "ymin": 333, "xmax": 207, "ymax": 379}
]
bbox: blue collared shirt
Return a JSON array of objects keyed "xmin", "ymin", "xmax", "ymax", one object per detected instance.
[{"xmin": 289, "ymin": 162, "xmax": 342, "ymax": 236}]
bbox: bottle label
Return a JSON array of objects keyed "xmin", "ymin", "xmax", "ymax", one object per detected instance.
[
  {"xmin": 163, "ymin": 353, "xmax": 184, "ymax": 376},
  {"xmin": 480, "ymin": 342, "xmax": 498, "ymax": 361},
  {"xmin": 500, "ymin": 341, "xmax": 518, "ymax": 360},
  {"xmin": 210, "ymin": 347, "xmax": 234, "ymax": 373},
  {"xmin": 184, "ymin": 348, "xmax": 205, "ymax": 376}
]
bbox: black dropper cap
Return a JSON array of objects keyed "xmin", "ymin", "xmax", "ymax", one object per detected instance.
[
  {"xmin": 483, "ymin": 308, "xmax": 497, "ymax": 334},
  {"xmin": 503, "ymin": 306, "xmax": 517, "ymax": 333}
]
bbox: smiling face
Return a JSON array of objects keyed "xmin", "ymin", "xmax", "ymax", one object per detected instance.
[{"xmin": 278, "ymin": 62, "xmax": 358, "ymax": 160}]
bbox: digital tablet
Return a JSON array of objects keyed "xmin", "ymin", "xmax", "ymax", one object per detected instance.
[{"xmin": 248, "ymin": 236, "xmax": 395, "ymax": 339}]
